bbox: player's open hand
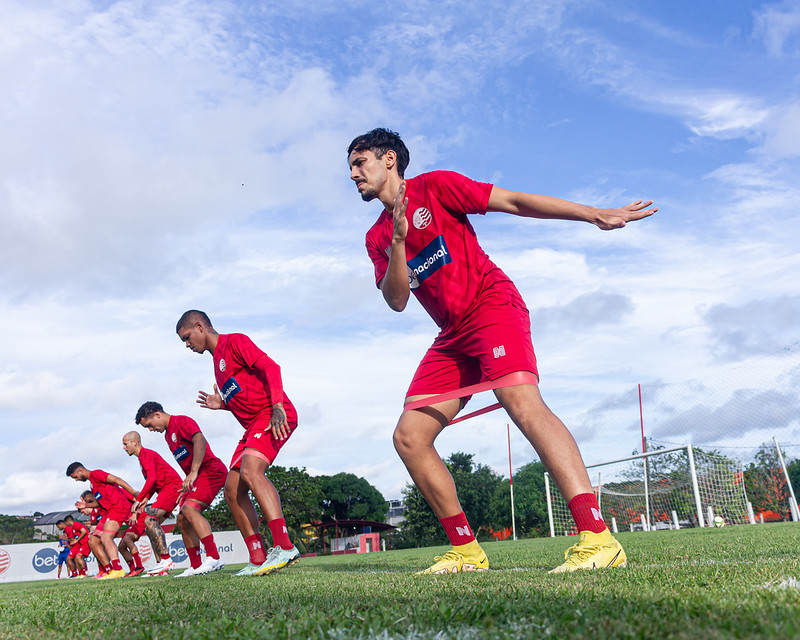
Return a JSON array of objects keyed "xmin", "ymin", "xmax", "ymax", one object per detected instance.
[
  {"xmin": 593, "ymin": 200, "xmax": 657, "ymax": 230},
  {"xmin": 197, "ymin": 384, "xmax": 224, "ymax": 410},
  {"xmin": 392, "ymin": 181, "xmax": 409, "ymax": 243},
  {"xmin": 270, "ymin": 403, "xmax": 289, "ymax": 440},
  {"xmin": 182, "ymin": 470, "xmax": 198, "ymax": 493}
]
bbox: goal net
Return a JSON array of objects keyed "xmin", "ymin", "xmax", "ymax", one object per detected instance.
[{"xmin": 545, "ymin": 445, "xmax": 750, "ymax": 536}]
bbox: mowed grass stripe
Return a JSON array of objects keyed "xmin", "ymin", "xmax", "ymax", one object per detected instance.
[{"xmin": 1, "ymin": 524, "xmax": 799, "ymax": 639}]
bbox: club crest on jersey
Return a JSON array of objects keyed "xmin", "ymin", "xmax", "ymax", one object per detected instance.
[
  {"xmin": 406, "ymin": 235, "xmax": 452, "ymax": 289},
  {"xmin": 173, "ymin": 445, "xmax": 190, "ymax": 463},
  {"xmin": 219, "ymin": 377, "xmax": 242, "ymax": 404},
  {"xmin": 171, "ymin": 433, "xmax": 178, "ymax": 443},
  {"xmin": 219, "ymin": 359, "xmax": 227, "ymax": 372},
  {"xmin": 412, "ymin": 207, "xmax": 432, "ymax": 229}
]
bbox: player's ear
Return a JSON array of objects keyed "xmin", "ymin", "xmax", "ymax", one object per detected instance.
[{"xmin": 384, "ymin": 149, "xmax": 397, "ymax": 171}]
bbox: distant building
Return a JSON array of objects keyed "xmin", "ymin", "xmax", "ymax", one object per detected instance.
[
  {"xmin": 33, "ymin": 511, "xmax": 87, "ymax": 540},
  {"xmin": 386, "ymin": 499, "xmax": 405, "ymax": 527}
]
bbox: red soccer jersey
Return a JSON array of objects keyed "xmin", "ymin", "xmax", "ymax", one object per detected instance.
[
  {"xmin": 88, "ymin": 469, "xmax": 134, "ymax": 512},
  {"xmin": 64, "ymin": 524, "xmax": 74, "ymax": 541},
  {"xmin": 165, "ymin": 414, "xmax": 222, "ymax": 475},
  {"xmin": 213, "ymin": 333, "xmax": 297, "ymax": 430},
  {"xmin": 137, "ymin": 447, "xmax": 183, "ymax": 502},
  {"xmin": 71, "ymin": 521, "xmax": 88, "ymax": 541},
  {"xmin": 365, "ymin": 170, "xmax": 516, "ymax": 332}
]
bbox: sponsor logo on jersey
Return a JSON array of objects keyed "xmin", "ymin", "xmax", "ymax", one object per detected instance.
[
  {"xmin": 94, "ymin": 491, "xmax": 103, "ymax": 503},
  {"xmin": 173, "ymin": 445, "xmax": 190, "ymax": 463},
  {"xmin": 220, "ymin": 377, "xmax": 242, "ymax": 404},
  {"xmin": 407, "ymin": 235, "xmax": 452, "ymax": 289},
  {"xmin": 413, "ymin": 206, "xmax": 432, "ymax": 229},
  {"xmin": 32, "ymin": 548, "xmax": 59, "ymax": 573},
  {"xmin": 219, "ymin": 358, "xmax": 227, "ymax": 372},
  {"xmin": 493, "ymin": 345, "xmax": 506, "ymax": 359}
]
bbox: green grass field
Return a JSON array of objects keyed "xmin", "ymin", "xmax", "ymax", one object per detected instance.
[{"xmin": 2, "ymin": 524, "xmax": 799, "ymax": 639}]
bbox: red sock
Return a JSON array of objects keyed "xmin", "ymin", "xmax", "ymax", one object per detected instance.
[
  {"xmin": 245, "ymin": 534, "xmax": 266, "ymax": 565},
  {"xmin": 70, "ymin": 570, "xmax": 77, "ymax": 577},
  {"xmin": 187, "ymin": 546, "xmax": 202, "ymax": 569},
  {"xmin": 111, "ymin": 559, "xmax": 123, "ymax": 571},
  {"xmin": 267, "ymin": 518, "xmax": 293, "ymax": 550},
  {"xmin": 200, "ymin": 534, "xmax": 220, "ymax": 560},
  {"xmin": 439, "ymin": 512, "xmax": 476, "ymax": 546},
  {"xmin": 568, "ymin": 492, "xmax": 607, "ymax": 533},
  {"xmin": 79, "ymin": 567, "xmax": 87, "ymax": 575},
  {"xmin": 160, "ymin": 553, "xmax": 171, "ymax": 561},
  {"xmin": 101, "ymin": 563, "xmax": 111, "ymax": 573}
]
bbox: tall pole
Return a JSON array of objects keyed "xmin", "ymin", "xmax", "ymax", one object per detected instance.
[
  {"xmin": 774, "ymin": 437, "xmax": 800, "ymax": 521},
  {"xmin": 508, "ymin": 424, "xmax": 517, "ymax": 540},
  {"xmin": 639, "ymin": 384, "xmax": 651, "ymax": 530}
]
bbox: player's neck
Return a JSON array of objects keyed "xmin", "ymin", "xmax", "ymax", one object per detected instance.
[
  {"xmin": 206, "ymin": 332, "xmax": 220, "ymax": 354},
  {"xmin": 379, "ymin": 173, "xmax": 404, "ymax": 212}
]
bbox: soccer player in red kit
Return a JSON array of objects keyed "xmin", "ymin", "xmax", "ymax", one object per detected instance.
[
  {"xmin": 135, "ymin": 401, "xmax": 228, "ymax": 577},
  {"xmin": 176, "ymin": 310, "xmax": 300, "ymax": 576},
  {"xmin": 63, "ymin": 515, "xmax": 90, "ymax": 577},
  {"xmin": 121, "ymin": 431, "xmax": 183, "ymax": 575},
  {"xmin": 66, "ymin": 462, "xmax": 137, "ymax": 579},
  {"xmin": 348, "ymin": 128, "xmax": 657, "ymax": 573}
]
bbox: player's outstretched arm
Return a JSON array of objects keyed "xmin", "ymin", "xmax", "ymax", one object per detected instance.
[
  {"xmin": 487, "ymin": 186, "xmax": 657, "ymax": 230},
  {"xmin": 197, "ymin": 384, "xmax": 224, "ymax": 410},
  {"xmin": 380, "ymin": 181, "xmax": 411, "ymax": 311}
]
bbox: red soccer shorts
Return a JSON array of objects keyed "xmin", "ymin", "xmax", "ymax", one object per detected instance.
[
  {"xmin": 181, "ymin": 458, "xmax": 227, "ymax": 508},
  {"xmin": 230, "ymin": 413, "xmax": 298, "ymax": 470},
  {"xmin": 407, "ymin": 285, "xmax": 538, "ymax": 399},
  {"xmin": 69, "ymin": 540, "xmax": 91, "ymax": 558},
  {"xmin": 150, "ymin": 482, "xmax": 182, "ymax": 515},
  {"xmin": 105, "ymin": 504, "xmax": 132, "ymax": 528},
  {"xmin": 126, "ymin": 511, "xmax": 147, "ymax": 538}
]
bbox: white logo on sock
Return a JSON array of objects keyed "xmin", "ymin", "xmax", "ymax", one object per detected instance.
[
  {"xmin": 591, "ymin": 507, "xmax": 603, "ymax": 521},
  {"xmin": 455, "ymin": 525, "xmax": 471, "ymax": 537}
]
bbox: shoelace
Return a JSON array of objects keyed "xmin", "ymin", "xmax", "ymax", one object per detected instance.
[
  {"xmin": 432, "ymin": 550, "xmax": 462, "ymax": 564},
  {"xmin": 563, "ymin": 541, "xmax": 602, "ymax": 564}
]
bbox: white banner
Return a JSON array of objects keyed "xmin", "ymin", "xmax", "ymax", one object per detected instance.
[{"xmin": 0, "ymin": 530, "xmax": 249, "ymax": 583}]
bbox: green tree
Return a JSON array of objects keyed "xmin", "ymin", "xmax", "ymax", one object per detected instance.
[
  {"xmin": 447, "ymin": 452, "xmax": 503, "ymax": 540},
  {"xmin": 489, "ymin": 461, "xmax": 549, "ymax": 538},
  {"xmin": 266, "ymin": 465, "xmax": 323, "ymax": 531},
  {"xmin": 744, "ymin": 442, "xmax": 789, "ymax": 519},
  {"xmin": 397, "ymin": 482, "xmax": 444, "ymax": 548},
  {"xmin": 318, "ymin": 473, "xmax": 387, "ymax": 521},
  {"xmin": 0, "ymin": 515, "xmax": 34, "ymax": 544}
]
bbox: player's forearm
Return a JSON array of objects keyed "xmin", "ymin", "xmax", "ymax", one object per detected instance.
[
  {"xmin": 488, "ymin": 188, "xmax": 597, "ymax": 224},
  {"xmin": 380, "ymin": 243, "xmax": 410, "ymax": 311},
  {"xmin": 191, "ymin": 434, "xmax": 207, "ymax": 469}
]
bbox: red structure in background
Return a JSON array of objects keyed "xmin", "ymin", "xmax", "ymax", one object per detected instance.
[{"xmin": 310, "ymin": 519, "xmax": 396, "ymax": 555}]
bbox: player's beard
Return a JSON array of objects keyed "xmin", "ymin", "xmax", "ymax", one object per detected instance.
[{"xmin": 359, "ymin": 185, "xmax": 377, "ymax": 202}]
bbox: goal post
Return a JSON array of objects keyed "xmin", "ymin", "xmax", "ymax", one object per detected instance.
[{"xmin": 545, "ymin": 445, "xmax": 750, "ymax": 536}]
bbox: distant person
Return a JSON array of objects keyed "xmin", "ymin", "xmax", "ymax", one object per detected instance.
[
  {"xmin": 135, "ymin": 401, "xmax": 227, "ymax": 577},
  {"xmin": 79, "ymin": 492, "xmax": 147, "ymax": 577},
  {"xmin": 121, "ymin": 431, "xmax": 183, "ymax": 576},
  {"xmin": 176, "ymin": 310, "xmax": 300, "ymax": 576},
  {"xmin": 347, "ymin": 128, "xmax": 656, "ymax": 573},
  {"xmin": 66, "ymin": 462, "xmax": 137, "ymax": 580},
  {"xmin": 55, "ymin": 523, "xmax": 71, "ymax": 578}
]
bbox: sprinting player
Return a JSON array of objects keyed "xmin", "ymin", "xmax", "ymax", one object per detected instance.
[
  {"xmin": 120, "ymin": 431, "xmax": 183, "ymax": 575},
  {"xmin": 79, "ymin": 492, "xmax": 147, "ymax": 577},
  {"xmin": 64, "ymin": 515, "xmax": 91, "ymax": 577},
  {"xmin": 77, "ymin": 493, "xmax": 113, "ymax": 578},
  {"xmin": 55, "ymin": 522, "xmax": 71, "ymax": 578},
  {"xmin": 176, "ymin": 310, "xmax": 300, "ymax": 576},
  {"xmin": 348, "ymin": 128, "xmax": 656, "ymax": 573},
  {"xmin": 135, "ymin": 401, "xmax": 227, "ymax": 577},
  {"xmin": 66, "ymin": 462, "xmax": 136, "ymax": 579}
]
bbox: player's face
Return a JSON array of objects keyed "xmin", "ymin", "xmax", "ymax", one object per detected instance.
[
  {"xmin": 349, "ymin": 149, "xmax": 389, "ymax": 202},
  {"xmin": 178, "ymin": 323, "xmax": 206, "ymax": 353},
  {"xmin": 70, "ymin": 469, "xmax": 88, "ymax": 482},
  {"xmin": 122, "ymin": 437, "xmax": 137, "ymax": 456},
  {"xmin": 139, "ymin": 414, "xmax": 166, "ymax": 433}
]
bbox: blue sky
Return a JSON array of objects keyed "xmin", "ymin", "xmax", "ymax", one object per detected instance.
[{"xmin": 1, "ymin": 0, "xmax": 799, "ymax": 515}]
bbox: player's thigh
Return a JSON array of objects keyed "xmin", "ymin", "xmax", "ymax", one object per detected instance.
[{"xmin": 393, "ymin": 397, "xmax": 461, "ymax": 453}]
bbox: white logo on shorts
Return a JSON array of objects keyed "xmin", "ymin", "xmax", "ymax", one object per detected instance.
[
  {"xmin": 493, "ymin": 345, "xmax": 506, "ymax": 359},
  {"xmin": 413, "ymin": 207, "xmax": 432, "ymax": 230},
  {"xmin": 219, "ymin": 359, "xmax": 226, "ymax": 372}
]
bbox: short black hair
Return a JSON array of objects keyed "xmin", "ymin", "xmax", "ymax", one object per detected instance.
[
  {"xmin": 80, "ymin": 490, "xmax": 94, "ymax": 500},
  {"xmin": 347, "ymin": 128, "xmax": 410, "ymax": 178},
  {"xmin": 135, "ymin": 401, "xmax": 164, "ymax": 425},
  {"xmin": 56, "ymin": 519, "xmax": 65, "ymax": 525},
  {"xmin": 64, "ymin": 515, "xmax": 74, "ymax": 522},
  {"xmin": 65, "ymin": 462, "xmax": 84, "ymax": 476},
  {"xmin": 176, "ymin": 309, "xmax": 213, "ymax": 333}
]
